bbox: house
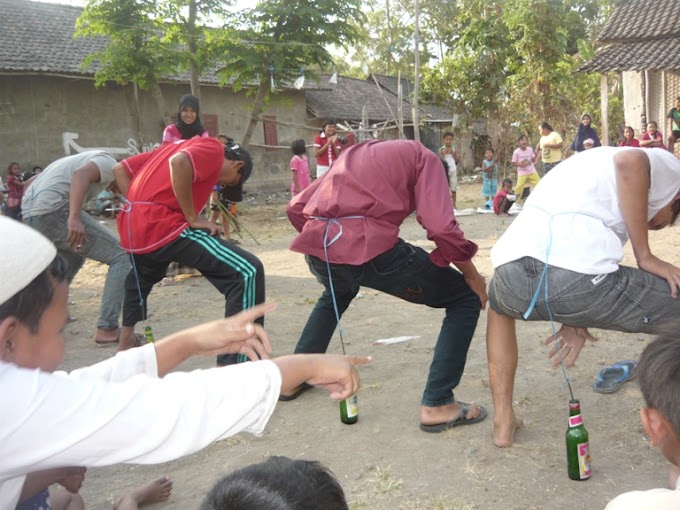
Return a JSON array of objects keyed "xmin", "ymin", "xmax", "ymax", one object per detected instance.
[
  {"xmin": 0, "ymin": 0, "xmax": 312, "ymax": 191},
  {"xmin": 305, "ymin": 73, "xmax": 485, "ymax": 170},
  {"xmin": 580, "ymin": 0, "xmax": 680, "ymax": 149}
]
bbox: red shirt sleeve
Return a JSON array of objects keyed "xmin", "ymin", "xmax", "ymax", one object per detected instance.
[{"xmin": 413, "ymin": 147, "xmax": 478, "ymax": 266}]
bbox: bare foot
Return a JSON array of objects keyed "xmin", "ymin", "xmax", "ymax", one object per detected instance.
[
  {"xmin": 113, "ymin": 476, "xmax": 173, "ymax": 509},
  {"xmin": 95, "ymin": 327, "xmax": 119, "ymax": 345},
  {"xmin": 117, "ymin": 327, "xmax": 137, "ymax": 352},
  {"xmin": 493, "ymin": 414, "xmax": 523, "ymax": 448},
  {"xmin": 420, "ymin": 401, "xmax": 482, "ymax": 426}
]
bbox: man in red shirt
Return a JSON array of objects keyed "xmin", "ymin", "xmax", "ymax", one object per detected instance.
[
  {"xmin": 113, "ymin": 138, "xmax": 264, "ymax": 363},
  {"xmin": 285, "ymin": 140, "xmax": 488, "ymax": 431}
]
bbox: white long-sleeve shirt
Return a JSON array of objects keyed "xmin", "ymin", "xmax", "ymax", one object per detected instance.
[{"xmin": 0, "ymin": 344, "xmax": 281, "ymax": 509}]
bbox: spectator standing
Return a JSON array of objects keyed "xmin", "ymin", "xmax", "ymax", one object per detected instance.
[
  {"xmin": 570, "ymin": 113, "xmax": 601, "ymax": 153},
  {"xmin": 536, "ymin": 122, "xmax": 563, "ymax": 174},
  {"xmin": 5, "ymin": 162, "xmax": 25, "ymax": 220},
  {"xmin": 313, "ymin": 120, "xmax": 342, "ymax": 178},
  {"xmin": 667, "ymin": 96, "xmax": 680, "ymax": 154},
  {"xmin": 511, "ymin": 135, "xmax": 540, "ymax": 205},
  {"xmin": 439, "ymin": 131, "xmax": 461, "ymax": 209},
  {"xmin": 290, "ymin": 139, "xmax": 311, "ymax": 197}
]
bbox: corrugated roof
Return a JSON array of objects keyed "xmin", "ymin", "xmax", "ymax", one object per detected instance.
[{"xmin": 581, "ymin": 0, "xmax": 680, "ymax": 72}]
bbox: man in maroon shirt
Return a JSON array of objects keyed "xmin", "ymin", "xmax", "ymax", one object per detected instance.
[{"xmin": 286, "ymin": 139, "xmax": 488, "ymax": 431}]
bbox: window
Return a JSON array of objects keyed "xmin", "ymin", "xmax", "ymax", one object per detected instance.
[{"xmin": 263, "ymin": 115, "xmax": 278, "ymax": 151}]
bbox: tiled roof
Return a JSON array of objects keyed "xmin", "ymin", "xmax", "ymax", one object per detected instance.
[
  {"xmin": 580, "ymin": 0, "xmax": 680, "ymax": 72},
  {"xmin": 596, "ymin": 0, "xmax": 680, "ymax": 42},
  {"xmin": 371, "ymin": 73, "xmax": 412, "ymax": 98},
  {"xmin": 306, "ymin": 74, "xmax": 452, "ymax": 124},
  {"xmin": 0, "ymin": 0, "xmax": 331, "ymax": 89}
]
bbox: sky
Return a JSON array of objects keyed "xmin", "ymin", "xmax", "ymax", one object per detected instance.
[{"xmin": 33, "ymin": 0, "xmax": 259, "ymax": 8}]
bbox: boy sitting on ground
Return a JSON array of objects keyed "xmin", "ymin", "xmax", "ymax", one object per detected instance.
[
  {"xmin": 493, "ymin": 178, "xmax": 517, "ymax": 216},
  {"xmin": 605, "ymin": 333, "xmax": 680, "ymax": 509}
]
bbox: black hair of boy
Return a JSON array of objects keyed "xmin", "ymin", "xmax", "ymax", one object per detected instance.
[
  {"xmin": 540, "ymin": 122, "xmax": 553, "ymax": 131},
  {"xmin": 291, "ymin": 139, "xmax": 307, "ymax": 156},
  {"xmin": 0, "ymin": 256, "xmax": 68, "ymax": 334},
  {"xmin": 323, "ymin": 119, "xmax": 337, "ymax": 128},
  {"xmin": 200, "ymin": 456, "xmax": 349, "ymax": 510},
  {"xmin": 502, "ymin": 178, "xmax": 513, "ymax": 187},
  {"xmin": 485, "ymin": 147, "xmax": 495, "ymax": 154},
  {"xmin": 442, "ymin": 131, "xmax": 454, "ymax": 139},
  {"xmin": 638, "ymin": 334, "xmax": 680, "ymax": 438}
]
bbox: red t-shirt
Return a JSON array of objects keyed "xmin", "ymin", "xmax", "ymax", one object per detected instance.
[
  {"xmin": 618, "ymin": 138, "xmax": 640, "ymax": 147},
  {"xmin": 117, "ymin": 137, "xmax": 224, "ymax": 254},
  {"xmin": 313, "ymin": 133, "xmax": 342, "ymax": 166},
  {"xmin": 493, "ymin": 189, "xmax": 509, "ymax": 215}
]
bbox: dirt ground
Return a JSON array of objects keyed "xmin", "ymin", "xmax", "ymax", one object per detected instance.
[{"xmin": 63, "ymin": 183, "xmax": 678, "ymax": 510}]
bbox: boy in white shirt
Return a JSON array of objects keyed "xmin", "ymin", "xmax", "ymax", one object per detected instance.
[
  {"xmin": 0, "ymin": 217, "xmax": 370, "ymax": 508},
  {"xmin": 605, "ymin": 334, "xmax": 680, "ymax": 509},
  {"xmin": 486, "ymin": 147, "xmax": 680, "ymax": 448}
]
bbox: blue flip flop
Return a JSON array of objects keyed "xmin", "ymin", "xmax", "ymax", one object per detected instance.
[{"xmin": 592, "ymin": 360, "xmax": 637, "ymax": 394}]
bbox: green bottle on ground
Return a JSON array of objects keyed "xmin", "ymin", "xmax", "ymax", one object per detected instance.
[
  {"xmin": 143, "ymin": 325, "xmax": 154, "ymax": 343},
  {"xmin": 566, "ymin": 399, "xmax": 591, "ymax": 481},
  {"xmin": 340, "ymin": 394, "xmax": 359, "ymax": 425}
]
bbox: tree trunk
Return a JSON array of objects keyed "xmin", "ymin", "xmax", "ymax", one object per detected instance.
[
  {"xmin": 151, "ymin": 82, "xmax": 171, "ymax": 126},
  {"xmin": 187, "ymin": 0, "xmax": 201, "ymax": 101},
  {"xmin": 133, "ymin": 82, "xmax": 144, "ymax": 144},
  {"xmin": 241, "ymin": 78, "xmax": 269, "ymax": 148}
]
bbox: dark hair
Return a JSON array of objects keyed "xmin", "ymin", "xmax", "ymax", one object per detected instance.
[
  {"xmin": 200, "ymin": 457, "xmax": 349, "ymax": 510},
  {"xmin": 518, "ymin": 134, "xmax": 529, "ymax": 142},
  {"xmin": 323, "ymin": 119, "xmax": 337, "ymax": 128},
  {"xmin": 32, "ymin": 166, "xmax": 43, "ymax": 173},
  {"xmin": 624, "ymin": 126, "xmax": 634, "ymax": 133},
  {"xmin": 540, "ymin": 122, "xmax": 553, "ymax": 132},
  {"xmin": 502, "ymin": 178, "xmax": 513, "ymax": 187},
  {"xmin": 485, "ymin": 147, "xmax": 495, "ymax": 154},
  {"xmin": 648, "ymin": 121, "xmax": 658, "ymax": 129},
  {"xmin": 291, "ymin": 139, "xmax": 307, "ymax": 156},
  {"xmin": 0, "ymin": 256, "xmax": 68, "ymax": 334},
  {"xmin": 224, "ymin": 143, "xmax": 253, "ymax": 181},
  {"xmin": 217, "ymin": 134, "xmax": 234, "ymax": 144},
  {"xmin": 638, "ymin": 333, "xmax": 680, "ymax": 437},
  {"xmin": 442, "ymin": 131, "xmax": 454, "ymax": 139},
  {"xmin": 8, "ymin": 161, "xmax": 19, "ymax": 172},
  {"xmin": 175, "ymin": 94, "xmax": 205, "ymax": 139}
]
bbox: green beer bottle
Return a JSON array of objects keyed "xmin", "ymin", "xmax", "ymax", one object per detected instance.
[
  {"xmin": 340, "ymin": 394, "xmax": 359, "ymax": 425},
  {"xmin": 566, "ymin": 399, "xmax": 591, "ymax": 481},
  {"xmin": 143, "ymin": 325, "xmax": 155, "ymax": 343}
]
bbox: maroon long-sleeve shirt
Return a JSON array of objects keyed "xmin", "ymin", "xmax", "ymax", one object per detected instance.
[{"xmin": 287, "ymin": 140, "xmax": 477, "ymax": 267}]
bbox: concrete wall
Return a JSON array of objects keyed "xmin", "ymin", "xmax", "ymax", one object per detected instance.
[
  {"xmin": 622, "ymin": 71, "xmax": 644, "ymax": 135},
  {"xmin": 0, "ymin": 75, "xmax": 307, "ymax": 192}
]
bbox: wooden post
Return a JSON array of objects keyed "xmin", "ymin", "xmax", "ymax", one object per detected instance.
[
  {"xmin": 412, "ymin": 0, "xmax": 421, "ymax": 142},
  {"xmin": 600, "ymin": 73, "xmax": 609, "ymax": 146}
]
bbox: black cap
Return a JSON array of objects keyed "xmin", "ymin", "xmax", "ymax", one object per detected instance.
[{"xmin": 223, "ymin": 142, "xmax": 253, "ymax": 202}]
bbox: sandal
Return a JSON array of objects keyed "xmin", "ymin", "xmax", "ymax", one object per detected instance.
[
  {"xmin": 278, "ymin": 383, "xmax": 313, "ymax": 402},
  {"xmin": 420, "ymin": 402, "xmax": 487, "ymax": 433},
  {"xmin": 592, "ymin": 360, "xmax": 637, "ymax": 394}
]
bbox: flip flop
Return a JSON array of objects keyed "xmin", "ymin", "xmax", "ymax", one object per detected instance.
[
  {"xmin": 419, "ymin": 402, "xmax": 487, "ymax": 433},
  {"xmin": 592, "ymin": 360, "xmax": 637, "ymax": 394},
  {"xmin": 278, "ymin": 383, "xmax": 313, "ymax": 402}
]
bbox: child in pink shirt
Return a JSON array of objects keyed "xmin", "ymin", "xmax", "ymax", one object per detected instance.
[{"xmin": 290, "ymin": 139, "xmax": 311, "ymax": 197}]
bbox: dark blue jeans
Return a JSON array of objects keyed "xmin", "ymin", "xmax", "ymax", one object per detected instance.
[{"xmin": 294, "ymin": 239, "xmax": 482, "ymax": 407}]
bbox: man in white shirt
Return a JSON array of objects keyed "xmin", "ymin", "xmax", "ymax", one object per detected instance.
[
  {"xmin": 605, "ymin": 334, "xmax": 680, "ymax": 510},
  {"xmin": 0, "ymin": 217, "xmax": 370, "ymax": 508},
  {"xmin": 486, "ymin": 147, "xmax": 680, "ymax": 448}
]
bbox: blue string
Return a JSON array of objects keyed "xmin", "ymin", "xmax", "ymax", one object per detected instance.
[{"xmin": 316, "ymin": 216, "xmax": 363, "ymax": 355}]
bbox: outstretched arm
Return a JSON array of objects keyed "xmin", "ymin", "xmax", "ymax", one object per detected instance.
[{"xmin": 67, "ymin": 162, "xmax": 104, "ymax": 249}]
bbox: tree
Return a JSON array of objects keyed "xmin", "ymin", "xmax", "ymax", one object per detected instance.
[
  {"xmin": 76, "ymin": 0, "xmax": 180, "ymax": 128},
  {"xmin": 214, "ymin": 0, "xmax": 365, "ymax": 147}
]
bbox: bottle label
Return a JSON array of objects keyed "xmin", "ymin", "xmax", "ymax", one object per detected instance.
[
  {"xmin": 568, "ymin": 414, "xmax": 583, "ymax": 428},
  {"xmin": 577, "ymin": 441, "xmax": 591, "ymax": 479},
  {"xmin": 345, "ymin": 394, "xmax": 358, "ymax": 418}
]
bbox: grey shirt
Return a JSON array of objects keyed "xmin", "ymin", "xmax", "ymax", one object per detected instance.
[{"xmin": 22, "ymin": 151, "xmax": 116, "ymax": 218}]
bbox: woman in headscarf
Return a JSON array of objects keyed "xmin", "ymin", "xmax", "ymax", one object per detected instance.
[
  {"xmin": 162, "ymin": 94, "xmax": 209, "ymax": 144},
  {"xmin": 570, "ymin": 113, "xmax": 601, "ymax": 153}
]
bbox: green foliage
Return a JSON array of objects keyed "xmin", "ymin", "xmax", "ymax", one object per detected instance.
[{"xmin": 76, "ymin": 0, "xmax": 180, "ymax": 89}]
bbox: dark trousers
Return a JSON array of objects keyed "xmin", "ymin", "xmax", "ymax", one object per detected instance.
[
  {"xmin": 294, "ymin": 239, "xmax": 481, "ymax": 407},
  {"xmin": 122, "ymin": 228, "xmax": 265, "ymax": 365}
]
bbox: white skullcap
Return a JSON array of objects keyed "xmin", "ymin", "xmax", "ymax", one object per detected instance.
[{"xmin": 0, "ymin": 217, "xmax": 56, "ymax": 306}]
